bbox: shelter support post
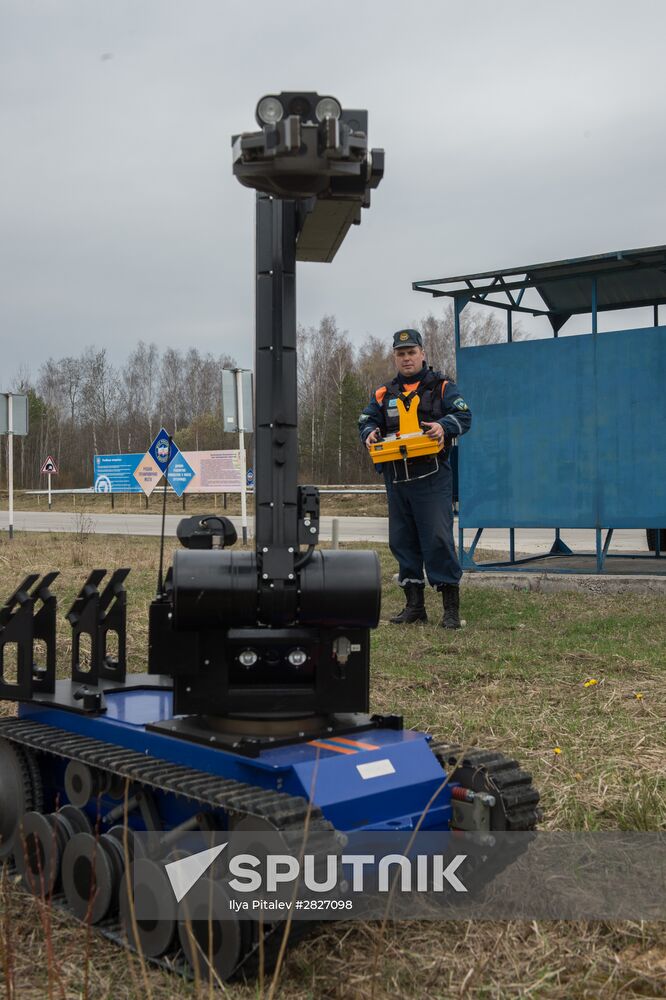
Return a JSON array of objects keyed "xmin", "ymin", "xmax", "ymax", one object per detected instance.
[
  {"xmin": 454, "ymin": 294, "xmax": 471, "ymax": 349},
  {"xmin": 595, "ymin": 528, "xmax": 614, "ymax": 572},
  {"xmin": 550, "ymin": 529, "xmax": 573, "ymax": 555},
  {"xmin": 462, "ymin": 528, "xmax": 483, "ymax": 569}
]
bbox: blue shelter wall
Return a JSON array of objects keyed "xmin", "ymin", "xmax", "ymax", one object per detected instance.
[{"xmin": 456, "ymin": 325, "xmax": 666, "ymax": 528}]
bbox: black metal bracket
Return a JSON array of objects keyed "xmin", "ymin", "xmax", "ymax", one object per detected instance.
[
  {"xmin": 298, "ymin": 485, "xmax": 320, "ymax": 545},
  {"xmin": 0, "ymin": 572, "xmax": 59, "ymax": 701},
  {"xmin": 98, "ymin": 568, "xmax": 130, "ymax": 682},
  {"xmin": 67, "ymin": 569, "xmax": 106, "ymax": 684},
  {"xmin": 0, "ymin": 574, "xmax": 39, "ymax": 701},
  {"xmin": 30, "ymin": 572, "xmax": 59, "ymax": 694},
  {"xmin": 67, "ymin": 569, "xmax": 129, "ymax": 685}
]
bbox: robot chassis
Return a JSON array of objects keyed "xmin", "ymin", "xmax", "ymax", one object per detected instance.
[{"xmin": 0, "ymin": 93, "xmax": 540, "ymax": 982}]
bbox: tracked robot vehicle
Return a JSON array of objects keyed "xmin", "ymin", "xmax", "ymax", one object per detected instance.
[{"xmin": 0, "ymin": 93, "xmax": 540, "ymax": 981}]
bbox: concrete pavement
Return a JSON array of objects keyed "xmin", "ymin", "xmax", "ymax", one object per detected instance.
[{"xmin": 0, "ymin": 510, "xmax": 651, "ymax": 554}]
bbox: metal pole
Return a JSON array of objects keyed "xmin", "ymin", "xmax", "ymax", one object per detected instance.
[
  {"xmin": 7, "ymin": 395, "xmax": 14, "ymax": 540},
  {"xmin": 236, "ymin": 368, "xmax": 248, "ymax": 545},
  {"xmin": 331, "ymin": 518, "xmax": 339, "ymax": 550},
  {"xmin": 48, "ymin": 472, "xmax": 52, "ymax": 510}
]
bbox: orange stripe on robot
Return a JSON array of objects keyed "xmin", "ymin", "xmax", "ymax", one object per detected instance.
[
  {"xmin": 307, "ymin": 740, "xmax": 357, "ymax": 755},
  {"xmin": 328, "ymin": 736, "xmax": 381, "ymax": 750}
]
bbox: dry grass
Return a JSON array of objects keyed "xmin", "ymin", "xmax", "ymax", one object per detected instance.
[{"xmin": 0, "ymin": 532, "xmax": 665, "ymax": 999}]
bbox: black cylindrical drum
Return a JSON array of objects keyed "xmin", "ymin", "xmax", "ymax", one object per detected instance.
[
  {"xmin": 299, "ymin": 549, "xmax": 381, "ymax": 627},
  {"xmin": 173, "ymin": 550, "xmax": 258, "ymax": 629}
]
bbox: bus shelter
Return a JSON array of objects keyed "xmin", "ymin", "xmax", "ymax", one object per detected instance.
[{"xmin": 413, "ymin": 245, "xmax": 666, "ymax": 573}]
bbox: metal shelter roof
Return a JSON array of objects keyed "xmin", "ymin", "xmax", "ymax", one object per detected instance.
[{"xmin": 413, "ymin": 244, "xmax": 666, "ymax": 332}]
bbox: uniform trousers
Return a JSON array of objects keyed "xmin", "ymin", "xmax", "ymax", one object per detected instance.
[{"xmin": 383, "ymin": 460, "xmax": 462, "ymax": 589}]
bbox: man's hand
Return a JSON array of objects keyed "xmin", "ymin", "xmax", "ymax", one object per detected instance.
[
  {"xmin": 421, "ymin": 421, "xmax": 445, "ymax": 445},
  {"xmin": 365, "ymin": 428, "xmax": 381, "ymax": 450}
]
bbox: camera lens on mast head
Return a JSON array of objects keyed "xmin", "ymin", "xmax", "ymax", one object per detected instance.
[
  {"xmin": 256, "ymin": 95, "xmax": 284, "ymax": 126},
  {"xmin": 315, "ymin": 97, "xmax": 341, "ymax": 122}
]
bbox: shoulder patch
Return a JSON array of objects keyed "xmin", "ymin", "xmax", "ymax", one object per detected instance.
[{"xmin": 453, "ymin": 397, "xmax": 469, "ymax": 411}]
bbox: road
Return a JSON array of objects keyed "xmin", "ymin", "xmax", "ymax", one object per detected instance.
[{"xmin": 0, "ymin": 510, "xmax": 651, "ymax": 554}]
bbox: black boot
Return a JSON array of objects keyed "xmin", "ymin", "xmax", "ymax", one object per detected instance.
[
  {"xmin": 440, "ymin": 584, "xmax": 461, "ymax": 629},
  {"xmin": 390, "ymin": 582, "xmax": 428, "ymax": 624}
]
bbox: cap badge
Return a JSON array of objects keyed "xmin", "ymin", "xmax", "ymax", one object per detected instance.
[{"xmin": 399, "ymin": 331, "xmax": 409, "ymax": 341}]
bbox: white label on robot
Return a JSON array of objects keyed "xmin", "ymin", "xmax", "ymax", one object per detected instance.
[{"xmin": 357, "ymin": 759, "xmax": 395, "ymax": 780}]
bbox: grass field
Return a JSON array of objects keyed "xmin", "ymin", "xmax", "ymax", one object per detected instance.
[{"xmin": 0, "ymin": 532, "xmax": 665, "ymax": 999}]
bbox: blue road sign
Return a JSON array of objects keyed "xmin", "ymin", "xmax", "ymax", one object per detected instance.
[
  {"xmin": 246, "ymin": 467, "xmax": 254, "ymax": 486},
  {"xmin": 147, "ymin": 427, "xmax": 194, "ymax": 496},
  {"xmin": 167, "ymin": 453, "xmax": 195, "ymax": 497},
  {"xmin": 94, "ymin": 454, "xmax": 144, "ymax": 493},
  {"xmin": 148, "ymin": 428, "xmax": 181, "ymax": 472}
]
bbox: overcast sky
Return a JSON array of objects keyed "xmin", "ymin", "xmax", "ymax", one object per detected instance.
[{"xmin": 2, "ymin": 0, "xmax": 666, "ymax": 388}]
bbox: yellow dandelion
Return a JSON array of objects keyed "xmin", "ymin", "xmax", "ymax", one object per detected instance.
[
  {"xmin": 553, "ymin": 746, "xmax": 562, "ymax": 755},
  {"xmin": 583, "ymin": 678, "xmax": 598, "ymax": 688},
  {"xmin": 634, "ymin": 691, "xmax": 644, "ymax": 700}
]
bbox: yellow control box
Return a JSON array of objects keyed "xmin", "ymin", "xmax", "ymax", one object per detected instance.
[{"xmin": 369, "ymin": 394, "xmax": 442, "ymax": 465}]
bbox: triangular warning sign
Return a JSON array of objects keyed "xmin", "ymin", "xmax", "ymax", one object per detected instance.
[{"xmin": 40, "ymin": 455, "xmax": 58, "ymax": 475}]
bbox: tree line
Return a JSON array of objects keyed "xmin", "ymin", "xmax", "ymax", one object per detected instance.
[{"xmin": 1, "ymin": 307, "xmax": 505, "ymax": 490}]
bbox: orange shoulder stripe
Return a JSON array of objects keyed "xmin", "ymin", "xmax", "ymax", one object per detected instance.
[
  {"xmin": 441, "ymin": 379, "xmax": 449, "ymax": 397},
  {"xmin": 375, "ymin": 385, "xmax": 388, "ymax": 404}
]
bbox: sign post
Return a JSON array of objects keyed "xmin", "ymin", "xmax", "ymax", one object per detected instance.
[
  {"xmin": 40, "ymin": 456, "xmax": 59, "ymax": 509},
  {"xmin": 236, "ymin": 369, "xmax": 249, "ymax": 545},
  {"xmin": 223, "ymin": 369, "xmax": 253, "ymax": 546},
  {"xmin": 1, "ymin": 393, "xmax": 29, "ymax": 540},
  {"xmin": 7, "ymin": 395, "xmax": 13, "ymax": 539}
]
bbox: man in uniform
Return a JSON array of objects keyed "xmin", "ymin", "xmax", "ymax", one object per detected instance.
[{"xmin": 358, "ymin": 329, "xmax": 471, "ymax": 628}]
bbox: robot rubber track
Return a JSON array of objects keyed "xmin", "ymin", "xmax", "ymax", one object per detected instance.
[
  {"xmin": 0, "ymin": 719, "xmax": 339, "ymax": 980},
  {"xmin": 0, "ymin": 723, "xmax": 540, "ymax": 981}
]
